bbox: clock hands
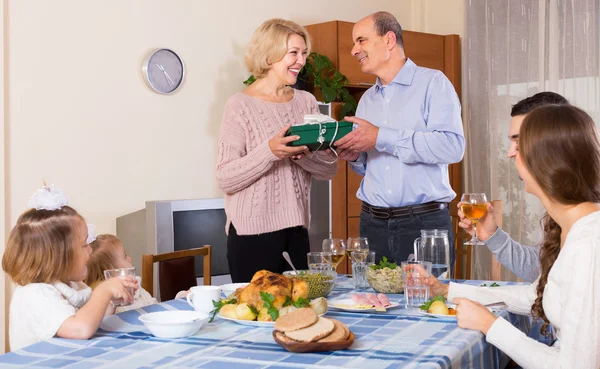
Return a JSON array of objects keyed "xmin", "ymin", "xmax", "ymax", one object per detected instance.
[{"xmin": 156, "ymin": 63, "xmax": 175, "ymax": 88}]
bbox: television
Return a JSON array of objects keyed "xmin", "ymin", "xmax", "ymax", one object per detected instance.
[
  {"xmin": 116, "ymin": 198, "xmax": 231, "ymax": 299},
  {"xmin": 117, "ymin": 190, "xmax": 331, "ymax": 299}
]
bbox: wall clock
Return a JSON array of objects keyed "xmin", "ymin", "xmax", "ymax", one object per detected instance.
[{"xmin": 142, "ymin": 48, "xmax": 185, "ymax": 94}]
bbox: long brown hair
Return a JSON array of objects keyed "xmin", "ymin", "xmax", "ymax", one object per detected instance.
[
  {"xmin": 84, "ymin": 234, "xmax": 122, "ymax": 288},
  {"xmin": 2, "ymin": 206, "xmax": 85, "ymax": 285},
  {"xmin": 519, "ymin": 105, "xmax": 600, "ymax": 335}
]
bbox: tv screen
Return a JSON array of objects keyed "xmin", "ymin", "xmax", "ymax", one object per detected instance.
[{"xmin": 173, "ymin": 209, "xmax": 229, "ymax": 277}]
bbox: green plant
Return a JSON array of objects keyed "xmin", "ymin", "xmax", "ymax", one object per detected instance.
[
  {"xmin": 243, "ymin": 52, "xmax": 358, "ymax": 118},
  {"xmin": 370, "ymin": 256, "xmax": 398, "ymax": 270}
]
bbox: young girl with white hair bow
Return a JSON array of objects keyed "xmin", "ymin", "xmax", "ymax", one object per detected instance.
[{"xmin": 2, "ymin": 185, "xmax": 139, "ymax": 351}]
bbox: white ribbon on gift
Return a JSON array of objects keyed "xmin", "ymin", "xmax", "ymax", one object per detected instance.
[{"xmin": 300, "ymin": 114, "xmax": 340, "ymax": 164}]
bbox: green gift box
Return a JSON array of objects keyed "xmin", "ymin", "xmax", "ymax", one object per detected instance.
[{"xmin": 285, "ymin": 121, "xmax": 353, "ymax": 151}]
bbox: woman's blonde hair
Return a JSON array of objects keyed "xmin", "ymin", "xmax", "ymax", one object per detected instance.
[
  {"xmin": 84, "ymin": 234, "xmax": 122, "ymax": 288},
  {"xmin": 245, "ymin": 18, "xmax": 311, "ymax": 79},
  {"xmin": 2, "ymin": 206, "xmax": 84, "ymax": 285}
]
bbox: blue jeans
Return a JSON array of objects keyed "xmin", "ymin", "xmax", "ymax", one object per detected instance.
[{"xmin": 359, "ymin": 207, "xmax": 455, "ymax": 276}]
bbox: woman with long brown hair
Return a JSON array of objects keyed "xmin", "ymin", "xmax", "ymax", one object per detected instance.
[{"xmin": 423, "ymin": 104, "xmax": 600, "ymax": 368}]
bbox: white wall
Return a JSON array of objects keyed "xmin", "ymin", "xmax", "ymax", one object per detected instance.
[
  {"xmin": 0, "ymin": 0, "xmax": 465, "ymax": 352},
  {"xmin": 6, "ymin": 0, "xmax": 411, "ymax": 236}
]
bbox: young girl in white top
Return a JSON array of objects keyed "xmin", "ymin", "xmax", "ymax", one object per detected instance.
[
  {"xmin": 2, "ymin": 186, "xmax": 138, "ymax": 351},
  {"xmin": 424, "ymin": 105, "xmax": 600, "ymax": 369},
  {"xmin": 85, "ymin": 234, "xmax": 157, "ymax": 312}
]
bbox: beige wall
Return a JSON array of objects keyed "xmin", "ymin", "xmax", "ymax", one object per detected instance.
[{"xmin": 0, "ymin": 0, "xmax": 465, "ymax": 352}]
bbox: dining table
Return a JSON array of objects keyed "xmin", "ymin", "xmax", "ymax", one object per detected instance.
[{"xmin": 0, "ymin": 277, "xmax": 544, "ymax": 369}]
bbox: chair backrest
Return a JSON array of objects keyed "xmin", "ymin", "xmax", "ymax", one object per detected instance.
[
  {"xmin": 142, "ymin": 246, "xmax": 211, "ymax": 301},
  {"xmin": 451, "ymin": 200, "xmax": 503, "ymax": 280}
]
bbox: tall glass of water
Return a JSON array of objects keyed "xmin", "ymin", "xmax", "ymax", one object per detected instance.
[
  {"xmin": 401, "ymin": 261, "xmax": 432, "ymax": 309},
  {"xmin": 307, "ymin": 252, "xmax": 332, "ymax": 272},
  {"xmin": 103, "ymin": 266, "xmax": 136, "ymax": 307},
  {"xmin": 351, "ymin": 251, "xmax": 375, "ymax": 289}
]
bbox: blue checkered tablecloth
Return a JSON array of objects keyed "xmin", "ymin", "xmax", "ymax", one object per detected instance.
[{"xmin": 0, "ymin": 279, "xmax": 538, "ymax": 369}]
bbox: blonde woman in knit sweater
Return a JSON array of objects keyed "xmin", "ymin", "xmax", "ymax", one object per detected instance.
[
  {"xmin": 216, "ymin": 18, "xmax": 337, "ymax": 282},
  {"xmin": 422, "ymin": 105, "xmax": 600, "ymax": 369}
]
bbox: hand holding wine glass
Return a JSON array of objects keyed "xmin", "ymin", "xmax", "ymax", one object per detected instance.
[
  {"xmin": 457, "ymin": 202, "xmax": 499, "ymax": 242},
  {"xmin": 460, "ymin": 193, "xmax": 488, "ymax": 246}
]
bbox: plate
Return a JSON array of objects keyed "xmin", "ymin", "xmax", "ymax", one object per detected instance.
[
  {"xmin": 218, "ymin": 309, "xmax": 328, "ymax": 328},
  {"xmin": 419, "ymin": 302, "xmax": 457, "ymax": 319},
  {"xmin": 419, "ymin": 303, "xmax": 498, "ymax": 319},
  {"xmin": 219, "ymin": 313, "xmax": 275, "ymax": 328},
  {"xmin": 272, "ymin": 330, "xmax": 355, "ymax": 353},
  {"xmin": 328, "ymin": 298, "xmax": 400, "ymax": 312}
]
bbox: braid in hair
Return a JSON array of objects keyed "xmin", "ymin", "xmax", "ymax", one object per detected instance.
[{"xmin": 531, "ymin": 213, "xmax": 562, "ymax": 336}]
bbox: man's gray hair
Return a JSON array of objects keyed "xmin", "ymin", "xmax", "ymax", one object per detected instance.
[{"xmin": 373, "ymin": 11, "xmax": 404, "ymax": 48}]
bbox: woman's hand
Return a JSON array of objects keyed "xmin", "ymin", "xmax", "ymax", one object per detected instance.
[
  {"xmin": 418, "ymin": 266, "xmax": 449, "ymax": 298},
  {"xmin": 269, "ymin": 124, "xmax": 308, "ymax": 159},
  {"xmin": 453, "ymin": 297, "xmax": 498, "ymax": 334},
  {"xmin": 457, "ymin": 202, "xmax": 498, "ymax": 241},
  {"xmin": 98, "ymin": 276, "xmax": 138, "ymax": 304}
]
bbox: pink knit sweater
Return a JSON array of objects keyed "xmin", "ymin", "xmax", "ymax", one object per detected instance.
[{"xmin": 216, "ymin": 90, "xmax": 337, "ymax": 235}]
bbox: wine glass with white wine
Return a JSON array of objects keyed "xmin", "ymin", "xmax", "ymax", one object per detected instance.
[
  {"xmin": 460, "ymin": 193, "xmax": 488, "ymax": 246},
  {"xmin": 322, "ymin": 238, "xmax": 346, "ymax": 269},
  {"xmin": 346, "ymin": 237, "xmax": 369, "ymax": 262}
]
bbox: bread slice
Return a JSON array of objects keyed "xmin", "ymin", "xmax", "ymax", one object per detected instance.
[
  {"xmin": 274, "ymin": 330, "xmax": 299, "ymax": 344},
  {"xmin": 274, "ymin": 308, "xmax": 318, "ymax": 332},
  {"xmin": 317, "ymin": 319, "xmax": 350, "ymax": 342},
  {"xmin": 284, "ymin": 317, "xmax": 335, "ymax": 342}
]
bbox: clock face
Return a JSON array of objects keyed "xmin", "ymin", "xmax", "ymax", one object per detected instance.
[{"xmin": 143, "ymin": 49, "xmax": 185, "ymax": 94}]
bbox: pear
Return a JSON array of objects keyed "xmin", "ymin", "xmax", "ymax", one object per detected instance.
[{"xmin": 428, "ymin": 300, "xmax": 449, "ymax": 315}]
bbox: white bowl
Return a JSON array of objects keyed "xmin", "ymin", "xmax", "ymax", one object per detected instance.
[
  {"xmin": 220, "ymin": 282, "xmax": 248, "ymax": 297},
  {"xmin": 138, "ymin": 310, "xmax": 208, "ymax": 338}
]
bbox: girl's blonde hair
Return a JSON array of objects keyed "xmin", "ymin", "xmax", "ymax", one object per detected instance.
[
  {"xmin": 84, "ymin": 234, "xmax": 122, "ymax": 288},
  {"xmin": 2, "ymin": 206, "xmax": 84, "ymax": 285},
  {"xmin": 245, "ymin": 18, "xmax": 311, "ymax": 79}
]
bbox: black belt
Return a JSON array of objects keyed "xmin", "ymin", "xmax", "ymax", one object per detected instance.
[{"xmin": 362, "ymin": 201, "xmax": 448, "ymax": 219}]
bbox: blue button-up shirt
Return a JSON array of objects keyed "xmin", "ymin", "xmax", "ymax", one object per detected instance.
[{"xmin": 349, "ymin": 58, "xmax": 465, "ymax": 207}]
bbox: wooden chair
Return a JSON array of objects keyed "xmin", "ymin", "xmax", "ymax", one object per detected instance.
[
  {"xmin": 142, "ymin": 246, "xmax": 211, "ymax": 301},
  {"xmin": 452, "ymin": 200, "xmax": 503, "ymax": 280}
]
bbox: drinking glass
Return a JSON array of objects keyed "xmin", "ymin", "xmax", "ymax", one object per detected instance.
[
  {"xmin": 103, "ymin": 266, "xmax": 136, "ymax": 307},
  {"xmin": 307, "ymin": 252, "xmax": 331, "ymax": 271},
  {"xmin": 460, "ymin": 193, "xmax": 488, "ymax": 246},
  {"xmin": 346, "ymin": 237, "xmax": 369, "ymax": 260},
  {"xmin": 351, "ymin": 251, "xmax": 375, "ymax": 289},
  {"xmin": 322, "ymin": 238, "xmax": 347, "ymax": 268},
  {"xmin": 401, "ymin": 261, "xmax": 432, "ymax": 309}
]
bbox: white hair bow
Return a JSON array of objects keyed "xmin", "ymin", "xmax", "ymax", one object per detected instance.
[
  {"xmin": 28, "ymin": 184, "xmax": 68, "ymax": 211},
  {"xmin": 86, "ymin": 224, "xmax": 97, "ymax": 244}
]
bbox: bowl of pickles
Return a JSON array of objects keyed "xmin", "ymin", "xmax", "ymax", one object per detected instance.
[{"xmin": 283, "ymin": 268, "xmax": 336, "ymax": 299}]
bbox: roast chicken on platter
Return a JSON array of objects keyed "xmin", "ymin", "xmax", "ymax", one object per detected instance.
[{"xmin": 234, "ymin": 270, "xmax": 309, "ymax": 311}]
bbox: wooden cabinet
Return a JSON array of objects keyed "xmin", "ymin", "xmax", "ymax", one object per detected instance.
[
  {"xmin": 306, "ymin": 21, "xmax": 376, "ymax": 86},
  {"xmin": 304, "ymin": 21, "xmax": 463, "ymax": 273}
]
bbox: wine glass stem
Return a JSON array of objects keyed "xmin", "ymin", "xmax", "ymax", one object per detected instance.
[{"xmin": 472, "ymin": 224, "xmax": 478, "ymax": 243}]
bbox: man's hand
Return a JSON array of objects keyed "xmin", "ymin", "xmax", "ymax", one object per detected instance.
[
  {"xmin": 337, "ymin": 148, "xmax": 360, "ymax": 162},
  {"xmin": 334, "ymin": 116, "xmax": 379, "ymax": 153}
]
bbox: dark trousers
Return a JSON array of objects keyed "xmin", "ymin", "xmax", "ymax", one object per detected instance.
[
  {"xmin": 360, "ymin": 207, "xmax": 455, "ymax": 276},
  {"xmin": 227, "ymin": 224, "xmax": 310, "ymax": 283}
]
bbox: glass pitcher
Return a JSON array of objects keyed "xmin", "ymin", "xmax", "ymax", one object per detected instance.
[{"xmin": 413, "ymin": 229, "xmax": 450, "ymax": 279}]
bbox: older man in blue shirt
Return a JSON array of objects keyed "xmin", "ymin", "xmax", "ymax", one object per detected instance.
[{"xmin": 335, "ymin": 11, "xmax": 465, "ymax": 272}]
